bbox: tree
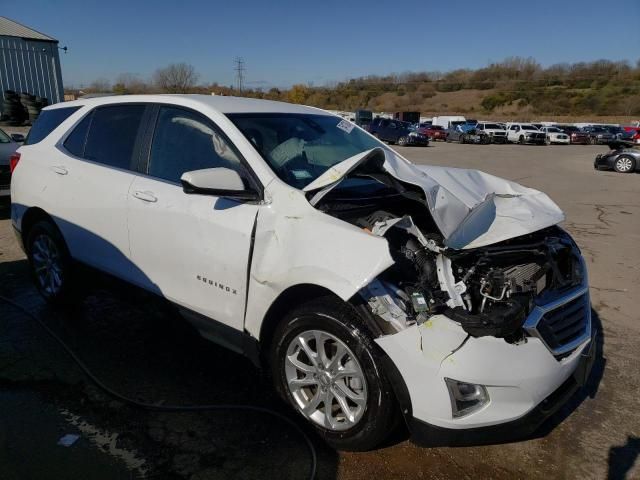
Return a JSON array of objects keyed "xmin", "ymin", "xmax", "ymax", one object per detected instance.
[
  {"xmin": 112, "ymin": 73, "xmax": 149, "ymax": 94},
  {"xmin": 287, "ymin": 84, "xmax": 309, "ymax": 104},
  {"xmin": 153, "ymin": 63, "xmax": 199, "ymax": 93}
]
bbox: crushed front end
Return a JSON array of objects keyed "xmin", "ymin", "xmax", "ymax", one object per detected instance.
[{"xmin": 353, "ymin": 213, "xmax": 594, "ymax": 443}]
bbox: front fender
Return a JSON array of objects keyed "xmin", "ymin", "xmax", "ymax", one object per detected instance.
[{"xmin": 243, "ymin": 185, "xmax": 394, "ymax": 338}]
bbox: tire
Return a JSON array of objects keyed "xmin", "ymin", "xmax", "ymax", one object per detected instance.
[
  {"xmin": 445, "ymin": 135, "xmax": 451, "ymax": 143},
  {"xmin": 590, "ymin": 136, "xmax": 597, "ymax": 145},
  {"xmin": 398, "ymin": 136, "xmax": 408, "ymax": 146},
  {"xmin": 460, "ymin": 135, "xmax": 466, "ymax": 144},
  {"xmin": 518, "ymin": 135, "xmax": 525, "ymax": 145},
  {"xmin": 613, "ymin": 155, "xmax": 635, "ymax": 173},
  {"xmin": 269, "ymin": 297, "xmax": 398, "ymax": 451},
  {"xmin": 26, "ymin": 220, "xmax": 79, "ymax": 305},
  {"xmin": 545, "ymin": 137, "xmax": 551, "ymax": 145}
]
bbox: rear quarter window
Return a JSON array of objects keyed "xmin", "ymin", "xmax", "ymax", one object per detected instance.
[{"xmin": 25, "ymin": 107, "xmax": 81, "ymax": 145}]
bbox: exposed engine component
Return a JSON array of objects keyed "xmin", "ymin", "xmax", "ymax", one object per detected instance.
[{"xmin": 357, "ymin": 211, "xmax": 583, "ymax": 341}]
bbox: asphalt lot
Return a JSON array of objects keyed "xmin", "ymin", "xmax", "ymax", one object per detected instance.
[{"xmin": 0, "ymin": 140, "xmax": 639, "ymax": 479}]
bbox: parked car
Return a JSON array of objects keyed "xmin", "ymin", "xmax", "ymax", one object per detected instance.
[
  {"xmin": 538, "ymin": 126, "xmax": 570, "ymax": 145},
  {"xmin": 594, "ymin": 145, "xmax": 639, "ymax": 173},
  {"xmin": 581, "ymin": 126, "xmax": 614, "ymax": 145},
  {"xmin": 557, "ymin": 125, "xmax": 590, "ymax": 145},
  {"xmin": 633, "ymin": 132, "xmax": 640, "ymax": 144},
  {"xmin": 11, "ymin": 95, "xmax": 595, "ymax": 451},
  {"xmin": 445, "ymin": 123, "xmax": 490, "ymax": 144},
  {"xmin": 376, "ymin": 119, "xmax": 429, "ymax": 146},
  {"xmin": 475, "ymin": 122, "xmax": 508, "ymax": 144},
  {"xmin": 505, "ymin": 123, "xmax": 546, "ymax": 145},
  {"xmin": 0, "ymin": 128, "xmax": 23, "ymax": 197},
  {"xmin": 606, "ymin": 126, "xmax": 634, "ymax": 141},
  {"xmin": 367, "ymin": 117, "xmax": 384, "ymax": 136},
  {"xmin": 417, "ymin": 124, "xmax": 447, "ymax": 141}
]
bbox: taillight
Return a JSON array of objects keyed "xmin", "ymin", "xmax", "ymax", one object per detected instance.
[{"xmin": 9, "ymin": 152, "xmax": 20, "ymax": 173}]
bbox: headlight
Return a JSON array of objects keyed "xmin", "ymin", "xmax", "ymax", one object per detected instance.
[{"xmin": 445, "ymin": 378, "xmax": 489, "ymax": 418}]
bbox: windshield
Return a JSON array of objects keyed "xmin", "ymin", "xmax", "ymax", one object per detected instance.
[
  {"xmin": 483, "ymin": 123, "xmax": 502, "ymax": 129},
  {"xmin": 521, "ymin": 125, "xmax": 538, "ymax": 131},
  {"xmin": 228, "ymin": 113, "xmax": 382, "ymax": 189},
  {"xmin": 546, "ymin": 127, "xmax": 562, "ymax": 132}
]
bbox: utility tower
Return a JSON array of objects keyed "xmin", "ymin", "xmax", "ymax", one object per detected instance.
[{"xmin": 234, "ymin": 57, "xmax": 245, "ymax": 92}]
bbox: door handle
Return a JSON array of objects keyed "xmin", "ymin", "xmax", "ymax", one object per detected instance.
[
  {"xmin": 132, "ymin": 190, "xmax": 157, "ymax": 203},
  {"xmin": 50, "ymin": 165, "xmax": 68, "ymax": 175}
]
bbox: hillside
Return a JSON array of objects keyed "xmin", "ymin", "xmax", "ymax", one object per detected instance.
[{"xmin": 76, "ymin": 57, "xmax": 640, "ymax": 122}]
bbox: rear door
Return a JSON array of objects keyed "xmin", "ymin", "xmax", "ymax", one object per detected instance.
[
  {"xmin": 53, "ymin": 104, "xmax": 148, "ymax": 279},
  {"xmin": 127, "ymin": 105, "xmax": 261, "ymax": 333}
]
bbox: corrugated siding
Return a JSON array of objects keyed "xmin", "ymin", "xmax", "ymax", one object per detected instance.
[{"xmin": 0, "ymin": 35, "xmax": 64, "ymax": 109}]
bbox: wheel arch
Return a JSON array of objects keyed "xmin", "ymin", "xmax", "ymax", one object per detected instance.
[
  {"xmin": 20, "ymin": 207, "xmax": 58, "ymax": 251},
  {"xmin": 258, "ymin": 283, "xmax": 341, "ymax": 355}
]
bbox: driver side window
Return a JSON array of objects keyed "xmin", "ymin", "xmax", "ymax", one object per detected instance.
[{"xmin": 148, "ymin": 106, "xmax": 245, "ymax": 184}]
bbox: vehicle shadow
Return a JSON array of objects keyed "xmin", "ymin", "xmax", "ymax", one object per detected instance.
[
  {"xmin": 0, "ymin": 196, "xmax": 10, "ymax": 220},
  {"xmin": 608, "ymin": 436, "xmax": 640, "ymax": 480},
  {"xmin": 0, "ymin": 258, "xmax": 339, "ymax": 479}
]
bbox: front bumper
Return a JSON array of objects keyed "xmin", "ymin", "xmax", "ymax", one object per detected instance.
[
  {"xmin": 407, "ymin": 136, "xmax": 430, "ymax": 146},
  {"xmin": 409, "ymin": 333, "xmax": 595, "ymax": 446},
  {"xmin": 524, "ymin": 135, "xmax": 546, "ymax": 144},
  {"xmin": 571, "ymin": 136, "xmax": 591, "ymax": 144}
]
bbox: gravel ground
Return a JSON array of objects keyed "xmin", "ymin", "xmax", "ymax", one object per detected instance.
[{"xmin": 0, "ymin": 140, "xmax": 638, "ymax": 479}]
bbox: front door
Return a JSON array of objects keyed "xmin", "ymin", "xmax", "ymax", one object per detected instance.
[{"xmin": 127, "ymin": 106, "xmax": 260, "ymax": 332}]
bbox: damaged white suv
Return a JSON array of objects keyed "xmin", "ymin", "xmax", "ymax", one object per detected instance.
[{"xmin": 11, "ymin": 95, "xmax": 595, "ymax": 451}]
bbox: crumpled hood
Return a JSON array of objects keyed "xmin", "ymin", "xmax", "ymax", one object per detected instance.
[{"xmin": 304, "ymin": 148, "xmax": 565, "ymax": 250}]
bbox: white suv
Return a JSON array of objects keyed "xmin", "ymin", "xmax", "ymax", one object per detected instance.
[
  {"xmin": 505, "ymin": 123, "xmax": 547, "ymax": 145},
  {"xmin": 474, "ymin": 122, "xmax": 508, "ymax": 144},
  {"xmin": 10, "ymin": 95, "xmax": 595, "ymax": 450}
]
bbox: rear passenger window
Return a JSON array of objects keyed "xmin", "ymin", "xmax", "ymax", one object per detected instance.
[
  {"xmin": 147, "ymin": 106, "xmax": 244, "ymax": 184},
  {"xmin": 63, "ymin": 112, "xmax": 93, "ymax": 157},
  {"xmin": 25, "ymin": 107, "xmax": 80, "ymax": 145},
  {"xmin": 84, "ymin": 105, "xmax": 145, "ymax": 170}
]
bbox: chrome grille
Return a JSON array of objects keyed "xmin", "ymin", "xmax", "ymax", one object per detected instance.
[{"xmin": 524, "ymin": 287, "xmax": 591, "ymax": 357}]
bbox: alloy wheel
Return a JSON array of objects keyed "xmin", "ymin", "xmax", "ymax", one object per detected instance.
[
  {"xmin": 615, "ymin": 157, "xmax": 633, "ymax": 173},
  {"xmin": 284, "ymin": 330, "xmax": 367, "ymax": 431},
  {"xmin": 31, "ymin": 233, "xmax": 63, "ymax": 295}
]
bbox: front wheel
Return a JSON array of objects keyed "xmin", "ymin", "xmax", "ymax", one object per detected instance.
[
  {"xmin": 398, "ymin": 136, "xmax": 408, "ymax": 146},
  {"xmin": 519, "ymin": 135, "xmax": 525, "ymax": 145},
  {"xmin": 270, "ymin": 298, "xmax": 398, "ymax": 451}
]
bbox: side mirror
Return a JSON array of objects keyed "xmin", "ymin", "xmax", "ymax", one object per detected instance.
[
  {"xmin": 11, "ymin": 133, "xmax": 25, "ymax": 143},
  {"xmin": 180, "ymin": 167, "xmax": 260, "ymax": 201}
]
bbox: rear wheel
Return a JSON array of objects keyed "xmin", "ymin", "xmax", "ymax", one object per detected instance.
[
  {"xmin": 270, "ymin": 297, "xmax": 398, "ymax": 451},
  {"xmin": 613, "ymin": 155, "xmax": 635, "ymax": 173},
  {"xmin": 26, "ymin": 220, "xmax": 78, "ymax": 304}
]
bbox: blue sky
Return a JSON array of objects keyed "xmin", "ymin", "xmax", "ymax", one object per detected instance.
[{"xmin": 8, "ymin": 0, "xmax": 640, "ymax": 88}]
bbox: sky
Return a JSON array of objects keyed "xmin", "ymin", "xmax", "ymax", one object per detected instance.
[{"xmin": 6, "ymin": 0, "xmax": 640, "ymax": 89}]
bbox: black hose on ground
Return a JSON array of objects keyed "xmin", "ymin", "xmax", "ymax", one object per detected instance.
[{"xmin": 0, "ymin": 295, "xmax": 317, "ymax": 480}]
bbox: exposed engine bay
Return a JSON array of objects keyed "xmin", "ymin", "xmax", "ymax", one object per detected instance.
[{"xmin": 318, "ymin": 192, "xmax": 583, "ymax": 342}]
